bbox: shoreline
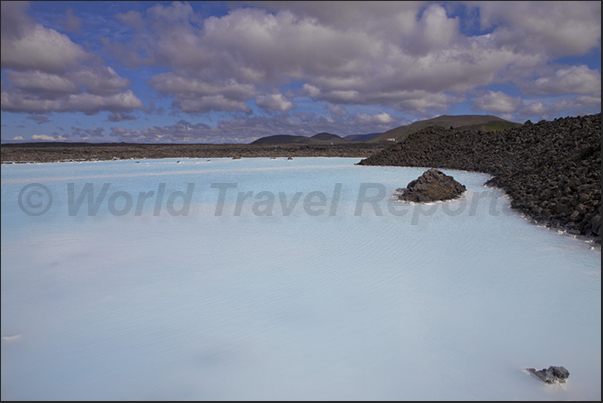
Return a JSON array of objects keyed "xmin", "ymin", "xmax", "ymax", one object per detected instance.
[
  {"xmin": 358, "ymin": 114, "xmax": 601, "ymax": 245},
  {"xmin": 1, "ymin": 142, "xmax": 388, "ymax": 164}
]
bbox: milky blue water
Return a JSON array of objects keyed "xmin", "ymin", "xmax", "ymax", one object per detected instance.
[{"xmin": 1, "ymin": 158, "xmax": 600, "ymax": 400}]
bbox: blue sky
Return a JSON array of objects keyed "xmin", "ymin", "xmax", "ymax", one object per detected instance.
[{"xmin": 1, "ymin": 1, "xmax": 601, "ymax": 143}]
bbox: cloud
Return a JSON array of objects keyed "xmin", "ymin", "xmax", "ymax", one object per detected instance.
[
  {"xmin": 2, "ymin": 90, "xmax": 144, "ymax": 114},
  {"xmin": 26, "ymin": 115, "xmax": 50, "ymax": 124},
  {"xmin": 62, "ymin": 9, "xmax": 82, "ymax": 32},
  {"xmin": 3, "ymin": 1, "xmax": 599, "ymax": 141},
  {"xmin": 115, "ymin": 10, "xmax": 146, "ymax": 33},
  {"xmin": 522, "ymin": 65, "xmax": 602, "ymax": 96},
  {"xmin": 103, "ymin": 1, "xmax": 596, "ymax": 117},
  {"xmin": 517, "ymin": 94, "xmax": 602, "ymax": 120},
  {"xmin": 291, "ymin": 111, "xmax": 317, "ymax": 123},
  {"xmin": 477, "ymin": 1, "xmax": 601, "ymax": 57},
  {"xmin": 326, "ymin": 103, "xmax": 347, "ymax": 118},
  {"xmin": 70, "ymin": 126, "xmax": 105, "ymax": 138},
  {"xmin": 354, "ymin": 112, "xmax": 394, "ymax": 124},
  {"xmin": 255, "ymin": 92, "xmax": 294, "ymax": 114},
  {"xmin": 0, "ymin": 2, "xmax": 143, "ymax": 115},
  {"xmin": 300, "ymin": 84, "xmax": 321, "ymax": 98},
  {"xmin": 31, "ymin": 134, "xmax": 67, "ymax": 141},
  {"xmin": 5, "ymin": 70, "xmax": 81, "ymax": 98},
  {"xmin": 1, "ymin": 2, "xmax": 34, "ymax": 39},
  {"xmin": 103, "ymin": 4, "xmax": 467, "ymax": 113},
  {"xmin": 149, "ymin": 73, "xmax": 255, "ymax": 114},
  {"xmin": 390, "ymin": 91, "xmax": 465, "ymax": 115},
  {"xmin": 413, "ymin": 4, "xmax": 460, "ymax": 54},
  {"xmin": 12, "ymin": 136, "xmax": 24, "ymax": 140},
  {"xmin": 554, "ymin": 95, "xmax": 601, "ymax": 111},
  {"xmin": 68, "ymin": 67, "xmax": 132, "ymax": 96},
  {"xmin": 1, "ymin": 22, "xmax": 89, "ymax": 74},
  {"xmin": 471, "ymin": 91, "xmax": 522, "ymax": 114},
  {"xmin": 108, "ymin": 112, "xmax": 137, "ymax": 122}
]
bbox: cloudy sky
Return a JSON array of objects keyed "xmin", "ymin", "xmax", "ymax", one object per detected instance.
[{"xmin": 1, "ymin": 1, "xmax": 600, "ymax": 143}]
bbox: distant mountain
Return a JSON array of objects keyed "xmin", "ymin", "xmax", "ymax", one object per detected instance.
[
  {"xmin": 311, "ymin": 132, "xmax": 346, "ymax": 143},
  {"xmin": 250, "ymin": 134, "xmax": 314, "ymax": 145},
  {"xmin": 368, "ymin": 115, "xmax": 522, "ymax": 143},
  {"xmin": 249, "ymin": 115, "xmax": 522, "ymax": 145},
  {"xmin": 251, "ymin": 132, "xmax": 347, "ymax": 145},
  {"xmin": 344, "ymin": 133, "xmax": 381, "ymax": 142}
]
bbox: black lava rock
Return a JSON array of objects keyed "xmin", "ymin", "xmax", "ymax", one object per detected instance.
[
  {"xmin": 397, "ymin": 168, "xmax": 466, "ymax": 202},
  {"xmin": 526, "ymin": 366, "xmax": 570, "ymax": 384},
  {"xmin": 358, "ymin": 114, "xmax": 601, "ymax": 243}
]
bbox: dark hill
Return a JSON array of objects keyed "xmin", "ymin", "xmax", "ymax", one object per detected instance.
[
  {"xmin": 344, "ymin": 133, "xmax": 381, "ymax": 142},
  {"xmin": 358, "ymin": 114, "xmax": 601, "ymax": 242},
  {"xmin": 251, "ymin": 132, "xmax": 347, "ymax": 145},
  {"xmin": 369, "ymin": 115, "xmax": 522, "ymax": 143},
  {"xmin": 311, "ymin": 132, "xmax": 347, "ymax": 143},
  {"xmin": 250, "ymin": 134, "xmax": 314, "ymax": 145}
]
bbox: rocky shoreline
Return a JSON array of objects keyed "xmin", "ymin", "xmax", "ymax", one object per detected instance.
[
  {"xmin": 1, "ymin": 143, "xmax": 386, "ymax": 164},
  {"xmin": 359, "ymin": 114, "xmax": 601, "ymax": 244}
]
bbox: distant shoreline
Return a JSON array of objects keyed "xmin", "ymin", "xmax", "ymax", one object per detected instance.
[{"xmin": 1, "ymin": 143, "xmax": 387, "ymax": 164}]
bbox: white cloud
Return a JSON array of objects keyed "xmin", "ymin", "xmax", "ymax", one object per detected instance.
[
  {"xmin": 5, "ymin": 70, "xmax": 80, "ymax": 98},
  {"xmin": 2, "ymin": 90, "xmax": 144, "ymax": 114},
  {"xmin": 477, "ymin": 1, "xmax": 601, "ymax": 57},
  {"xmin": 12, "ymin": 136, "xmax": 24, "ymax": 140},
  {"xmin": 517, "ymin": 94, "xmax": 602, "ymax": 120},
  {"xmin": 99, "ymin": 2, "xmax": 597, "ymax": 117},
  {"xmin": 353, "ymin": 112, "xmax": 394, "ymax": 124},
  {"xmin": 326, "ymin": 103, "xmax": 347, "ymax": 118},
  {"xmin": 149, "ymin": 73, "xmax": 255, "ymax": 114},
  {"xmin": 525, "ymin": 65, "xmax": 601, "ymax": 95},
  {"xmin": 69, "ymin": 67, "xmax": 132, "ymax": 96},
  {"xmin": 300, "ymin": 84, "xmax": 321, "ymax": 98},
  {"xmin": 106, "ymin": 3, "xmax": 475, "ymax": 114},
  {"xmin": 1, "ymin": 25, "xmax": 89, "ymax": 74},
  {"xmin": 3, "ymin": 1, "xmax": 599, "ymax": 135},
  {"xmin": 472, "ymin": 91, "xmax": 522, "ymax": 114},
  {"xmin": 414, "ymin": 4, "xmax": 460, "ymax": 54},
  {"xmin": 32, "ymin": 134, "xmax": 67, "ymax": 141},
  {"xmin": 255, "ymin": 92, "xmax": 294, "ymax": 113},
  {"xmin": 0, "ymin": 2, "xmax": 143, "ymax": 115}
]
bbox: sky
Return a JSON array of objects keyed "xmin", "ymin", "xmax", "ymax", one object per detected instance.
[{"xmin": 0, "ymin": 1, "xmax": 601, "ymax": 144}]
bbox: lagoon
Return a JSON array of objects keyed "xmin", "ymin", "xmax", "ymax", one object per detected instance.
[{"xmin": 1, "ymin": 158, "xmax": 600, "ymax": 400}]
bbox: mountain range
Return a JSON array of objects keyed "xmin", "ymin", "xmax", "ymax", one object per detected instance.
[{"xmin": 249, "ymin": 115, "xmax": 522, "ymax": 145}]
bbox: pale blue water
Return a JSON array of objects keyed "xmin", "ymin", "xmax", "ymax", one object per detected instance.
[{"xmin": 1, "ymin": 158, "xmax": 601, "ymax": 400}]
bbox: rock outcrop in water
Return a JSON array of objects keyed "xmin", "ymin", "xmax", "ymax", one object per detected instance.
[
  {"xmin": 358, "ymin": 114, "xmax": 601, "ymax": 243},
  {"xmin": 396, "ymin": 169, "xmax": 466, "ymax": 202},
  {"xmin": 526, "ymin": 366, "xmax": 570, "ymax": 384}
]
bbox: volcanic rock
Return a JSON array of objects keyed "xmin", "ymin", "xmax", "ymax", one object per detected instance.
[
  {"xmin": 397, "ymin": 168, "xmax": 466, "ymax": 202},
  {"xmin": 358, "ymin": 114, "xmax": 601, "ymax": 243},
  {"xmin": 526, "ymin": 366, "xmax": 570, "ymax": 384}
]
